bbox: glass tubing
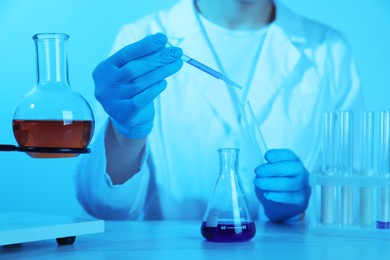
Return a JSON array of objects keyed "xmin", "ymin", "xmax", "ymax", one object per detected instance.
[{"xmin": 319, "ymin": 110, "xmax": 390, "ymax": 229}]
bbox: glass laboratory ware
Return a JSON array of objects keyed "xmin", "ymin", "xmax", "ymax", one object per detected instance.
[
  {"xmin": 166, "ymin": 42, "xmax": 242, "ymax": 90},
  {"xmin": 12, "ymin": 33, "xmax": 94, "ymax": 158},
  {"xmin": 201, "ymin": 148, "xmax": 256, "ymax": 242},
  {"xmin": 320, "ymin": 112, "xmax": 337, "ymax": 225},
  {"xmin": 377, "ymin": 110, "xmax": 390, "ymax": 229},
  {"xmin": 359, "ymin": 111, "xmax": 375, "ymax": 227},
  {"xmin": 238, "ymin": 100, "xmax": 267, "ymax": 164},
  {"xmin": 337, "ymin": 111, "xmax": 354, "ymax": 226}
]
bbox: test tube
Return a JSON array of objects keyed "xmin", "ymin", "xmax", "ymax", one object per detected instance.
[
  {"xmin": 320, "ymin": 112, "xmax": 337, "ymax": 225},
  {"xmin": 238, "ymin": 100, "xmax": 267, "ymax": 163},
  {"xmin": 337, "ymin": 110, "xmax": 354, "ymax": 226},
  {"xmin": 377, "ymin": 110, "xmax": 390, "ymax": 229},
  {"xmin": 359, "ymin": 111, "xmax": 375, "ymax": 227}
]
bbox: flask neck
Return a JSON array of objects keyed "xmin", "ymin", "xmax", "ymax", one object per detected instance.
[
  {"xmin": 219, "ymin": 148, "xmax": 239, "ymax": 174},
  {"xmin": 34, "ymin": 33, "xmax": 70, "ymax": 86}
]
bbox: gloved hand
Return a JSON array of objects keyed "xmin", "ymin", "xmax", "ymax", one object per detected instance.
[
  {"xmin": 93, "ymin": 33, "xmax": 183, "ymax": 138},
  {"xmin": 254, "ymin": 149, "xmax": 311, "ymax": 222}
]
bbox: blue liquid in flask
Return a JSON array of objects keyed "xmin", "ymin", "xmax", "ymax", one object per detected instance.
[{"xmin": 201, "ymin": 221, "xmax": 256, "ymax": 242}]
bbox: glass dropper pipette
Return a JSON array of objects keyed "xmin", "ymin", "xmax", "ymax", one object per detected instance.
[
  {"xmin": 166, "ymin": 44, "xmax": 267, "ymax": 160},
  {"xmin": 167, "ymin": 42, "xmax": 243, "ymax": 90}
]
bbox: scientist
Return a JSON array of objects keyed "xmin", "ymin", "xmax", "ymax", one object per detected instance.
[{"xmin": 75, "ymin": 0, "xmax": 363, "ymax": 222}]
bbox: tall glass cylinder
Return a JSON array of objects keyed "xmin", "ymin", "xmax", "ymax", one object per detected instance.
[
  {"xmin": 377, "ymin": 110, "xmax": 390, "ymax": 229},
  {"xmin": 359, "ymin": 111, "xmax": 374, "ymax": 227},
  {"xmin": 238, "ymin": 100, "xmax": 267, "ymax": 163},
  {"xmin": 320, "ymin": 112, "xmax": 337, "ymax": 224},
  {"xmin": 12, "ymin": 33, "xmax": 94, "ymax": 158},
  {"xmin": 337, "ymin": 110, "xmax": 353, "ymax": 226}
]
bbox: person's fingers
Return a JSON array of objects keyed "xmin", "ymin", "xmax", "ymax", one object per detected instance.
[
  {"xmin": 255, "ymin": 160, "xmax": 305, "ymax": 177},
  {"xmin": 264, "ymin": 149, "xmax": 299, "ymax": 163},
  {"xmin": 110, "ymin": 33, "xmax": 168, "ymax": 68},
  {"xmin": 102, "ymin": 59, "xmax": 183, "ymax": 100},
  {"xmin": 126, "ymin": 80, "xmax": 168, "ymax": 109},
  {"xmin": 262, "ymin": 191, "xmax": 307, "ymax": 205},
  {"xmin": 253, "ymin": 174, "xmax": 305, "ymax": 192},
  {"xmin": 113, "ymin": 47, "xmax": 183, "ymax": 83},
  {"xmin": 126, "ymin": 58, "xmax": 183, "ymax": 89}
]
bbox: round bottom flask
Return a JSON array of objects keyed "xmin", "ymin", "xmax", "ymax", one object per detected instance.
[{"xmin": 12, "ymin": 33, "xmax": 94, "ymax": 158}]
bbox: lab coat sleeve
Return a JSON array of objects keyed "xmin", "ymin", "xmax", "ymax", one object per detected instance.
[
  {"xmin": 74, "ymin": 119, "xmax": 150, "ymax": 220},
  {"xmin": 74, "ymin": 21, "xmax": 157, "ymax": 220}
]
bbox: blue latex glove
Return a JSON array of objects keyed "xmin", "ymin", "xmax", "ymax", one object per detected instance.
[
  {"xmin": 93, "ymin": 33, "xmax": 183, "ymax": 138},
  {"xmin": 254, "ymin": 149, "xmax": 311, "ymax": 222}
]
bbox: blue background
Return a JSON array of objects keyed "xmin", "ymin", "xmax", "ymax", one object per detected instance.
[{"xmin": 0, "ymin": 0, "xmax": 389, "ymax": 218}]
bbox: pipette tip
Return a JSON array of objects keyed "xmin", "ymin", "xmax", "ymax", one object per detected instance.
[{"xmin": 221, "ymin": 78, "xmax": 243, "ymax": 90}]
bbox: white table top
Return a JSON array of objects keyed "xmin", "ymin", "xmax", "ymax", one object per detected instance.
[
  {"xmin": 1, "ymin": 218, "xmax": 389, "ymax": 259},
  {"xmin": 0, "ymin": 212, "xmax": 104, "ymax": 246}
]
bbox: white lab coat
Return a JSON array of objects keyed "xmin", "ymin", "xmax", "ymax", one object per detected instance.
[{"xmin": 75, "ymin": 0, "xmax": 364, "ymax": 220}]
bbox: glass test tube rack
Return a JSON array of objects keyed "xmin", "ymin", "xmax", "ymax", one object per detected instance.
[
  {"xmin": 310, "ymin": 110, "xmax": 390, "ymax": 239},
  {"xmin": 310, "ymin": 173, "xmax": 390, "ymax": 239}
]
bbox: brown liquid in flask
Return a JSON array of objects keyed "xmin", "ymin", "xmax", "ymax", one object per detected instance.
[
  {"xmin": 13, "ymin": 33, "xmax": 94, "ymax": 158},
  {"xmin": 13, "ymin": 120, "xmax": 94, "ymax": 158}
]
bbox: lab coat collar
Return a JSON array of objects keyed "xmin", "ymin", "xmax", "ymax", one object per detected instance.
[
  {"xmin": 272, "ymin": 1, "xmax": 307, "ymax": 45},
  {"xmin": 246, "ymin": 1, "xmax": 312, "ymax": 119}
]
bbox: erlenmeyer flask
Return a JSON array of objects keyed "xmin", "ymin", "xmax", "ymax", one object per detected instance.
[
  {"xmin": 201, "ymin": 148, "xmax": 256, "ymax": 242},
  {"xmin": 12, "ymin": 33, "xmax": 94, "ymax": 158}
]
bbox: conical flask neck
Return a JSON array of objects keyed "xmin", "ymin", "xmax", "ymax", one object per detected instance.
[
  {"xmin": 34, "ymin": 33, "xmax": 70, "ymax": 86},
  {"xmin": 219, "ymin": 148, "xmax": 239, "ymax": 174}
]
